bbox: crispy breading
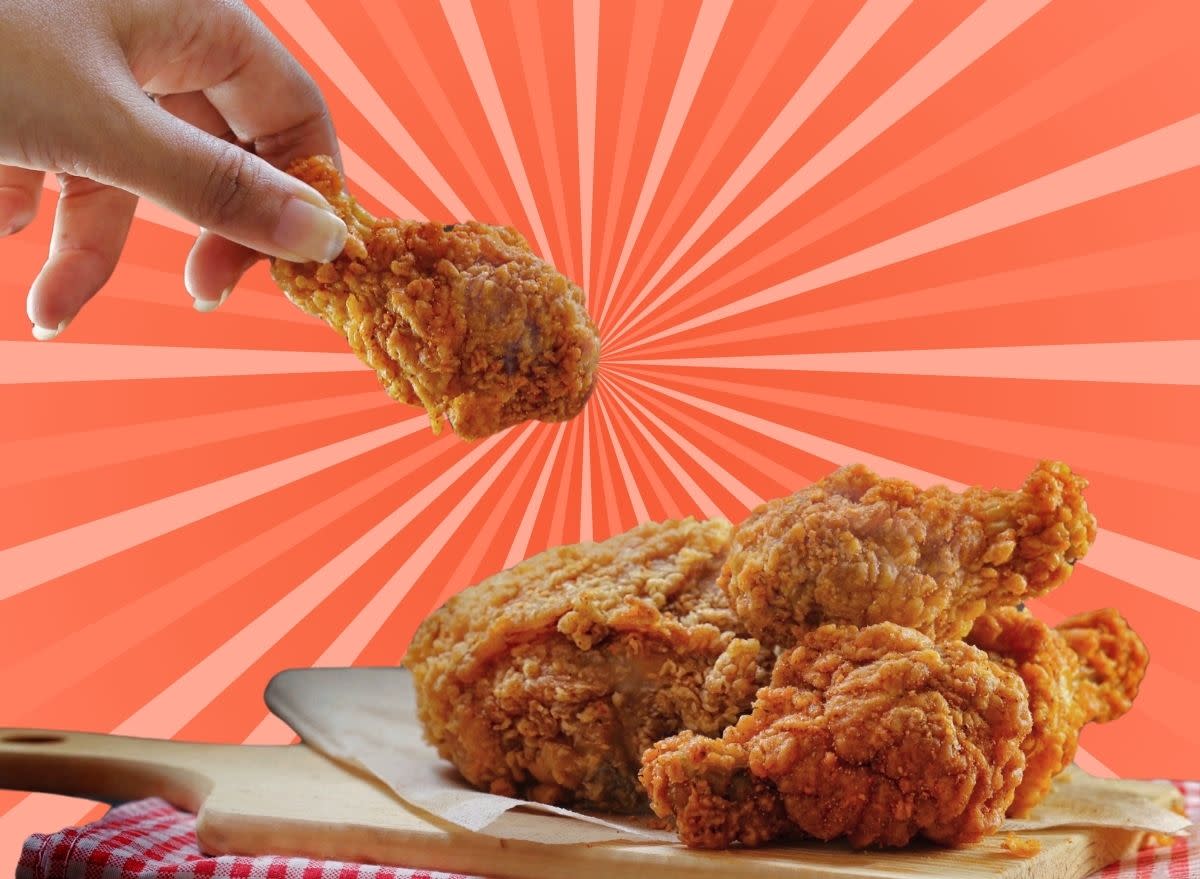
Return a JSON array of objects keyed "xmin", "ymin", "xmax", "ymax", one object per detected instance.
[
  {"xmin": 720, "ymin": 461, "xmax": 1096, "ymax": 646},
  {"xmin": 1057, "ymin": 607, "xmax": 1149, "ymax": 724},
  {"xmin": 969, "ymin": 607, "xmax": 1148, "ymax": 816},
  {"xmin": 405, "ymin": 518, "xmax": 770, "ymax": 813},
  {"xmin": 270, "ymin": 156, "xmax": 599, "ymax": 439},
  {"xmin": 641, "ymin": 623, "xmax": 1032, "ymax": 849}
]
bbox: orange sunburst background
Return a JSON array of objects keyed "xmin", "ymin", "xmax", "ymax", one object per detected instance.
[{"xmin": 2, "ymin": 0, "xmax": 1199, "ymax": 864}]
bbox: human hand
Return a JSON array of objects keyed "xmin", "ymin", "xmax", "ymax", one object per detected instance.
[{"xmin": 0, "ymin": 0, "xmax": 348, "ymax": 339}]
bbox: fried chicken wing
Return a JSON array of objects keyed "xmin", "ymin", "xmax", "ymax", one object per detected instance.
[
  {"xmin": 1058, "ymin": 607, "xmax": 1149, "ymax": 723},
  {"xmin": 967, "ymin": 606, "xmax": 1147, "ymax": 815},
  {"xmin": 641, "ymin": 623, "xmax": 1031, "ymax": 849},
  {"xmin": 405, "ymin": 518, "xmax": 770, "ymax": 813},
  {"xmin": 720, "ymin": 461, "xmax": 1096, "ymax": 646},
  {"xmin": 270, "ymin": 156, "xmax": 600, "ymax": 439}
]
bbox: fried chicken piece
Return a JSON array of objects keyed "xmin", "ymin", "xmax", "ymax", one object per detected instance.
[
  {"xmin": 641, "ymin": 623, "xmax": 1031, "ymax": 849},
  {"xmin": 270, "ymin": 156, "xmax": 600, "ymax": 439},
  {"xmin": 968, "ymin": 606, "xmax": 1147, "ymax": 815},
  {"xmin": 1057, "ymin": 607, "xmax": 1149, "ymax": 724},
  {"xmin": 720, "ymin": 461, "xmax": 1096, "ymax": 647},
  {"xmin": 405, "ymin": 518, "xmax": 771, "ymax": 814}
]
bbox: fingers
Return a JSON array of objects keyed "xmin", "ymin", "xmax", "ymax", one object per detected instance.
[
  {"xmin": 105, "ymin": 97, "xmax": 346, "ymax": 265},
  {"xmin": 184, "ymin": 231, "xmax": 260, "ymax": 311},
  {"xmin": 27, "ymin": 176, "xmax": 137, "ymax": 339},
  {"xmin": 153, "ymin": 92, "xmax": 233, "ymax": 142},
  {"xmin": 0, "ymin": 166, "xmax": 45, "ymax": 236},
  {"xmin": 139, "ymin": 1, "xmax": 341, "ymax": 169},
  {"xmin": 154, "ymin": 92, "xmax": 260, "ymax": 310}
]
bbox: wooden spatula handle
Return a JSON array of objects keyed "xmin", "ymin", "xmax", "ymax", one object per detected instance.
[{"xmin": 0, "ymin": 728, "xmax": 215, "ymax": 811}]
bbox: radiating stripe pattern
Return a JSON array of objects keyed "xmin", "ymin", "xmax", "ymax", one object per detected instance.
[{"xmin": 1, "ymin": 0, "xmax": 1197, "ymax": 863}]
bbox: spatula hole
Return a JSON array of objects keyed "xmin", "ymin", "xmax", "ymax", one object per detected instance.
[{"xmin": 2, "ymin": 734, "xmax": 63, "ymax": 745}]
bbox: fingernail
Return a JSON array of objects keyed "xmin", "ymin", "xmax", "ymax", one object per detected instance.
[
  {"xmin": 193, "ymin": 288, "xmax": 231, "ymax": 313},
  {"xmin": 274, "ymin": 198, "xmax": 347, "ymax": 263},
  {"xmin": 31, "ymin": 318, "xmax": 70, "ymax": 341}
]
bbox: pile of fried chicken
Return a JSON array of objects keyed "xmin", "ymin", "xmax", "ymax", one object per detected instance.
[
  {"xmin": 271, "ymin": 157, "xmax": 600, "ymax": 440},
  {"xmin": 406, "ymin": 462, "xmax": 1148, "ymax": 850}
]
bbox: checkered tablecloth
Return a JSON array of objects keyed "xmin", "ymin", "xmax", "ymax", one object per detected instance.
[{"xmin": 17, "ymin": 786, "xmax": 1200, "ymax": 879}]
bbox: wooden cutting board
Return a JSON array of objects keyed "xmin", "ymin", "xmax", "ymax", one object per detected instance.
[{"xmin": 0, "ymin": 725, "xmax": 1176, "ymax": 879}]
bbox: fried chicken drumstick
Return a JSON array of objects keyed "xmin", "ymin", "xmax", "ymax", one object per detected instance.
[
  {"xmin": 271, "ymin": 156, "xmax": 600, "ymax": 439},
  {"xmin": 720, "ymin": 461, "xmax": 1096, "ymax": 646},
  {"xmin": 406, "ymin": 518, "xmax": 770, "ymax": 814},
  {"xmin": 640, "ymin": 623, "xmax": 1032, "ymax": 849},
  {"xmin": 968, "ymin": 606, "xmax": 1148, "ymax": 815}
]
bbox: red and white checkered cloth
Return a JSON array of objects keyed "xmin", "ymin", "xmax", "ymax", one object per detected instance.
[{"xmin": 17, "ymin": 786, "xmax": 1200, "ymax": 879}]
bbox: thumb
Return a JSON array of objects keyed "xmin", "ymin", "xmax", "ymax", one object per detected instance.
[{"xmin": 105, "ymin": 99, "xmax": 346, "ymax": 263}]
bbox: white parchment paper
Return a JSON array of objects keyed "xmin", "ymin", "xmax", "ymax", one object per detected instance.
[{"xmin": 265, "ymin": 667, "xmax": 1190, "ymax": 846}]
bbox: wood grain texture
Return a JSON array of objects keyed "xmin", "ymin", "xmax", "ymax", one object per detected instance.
[{"xmin": 0, "ymin": 727, "xmax": 1170, "ymax": 878}]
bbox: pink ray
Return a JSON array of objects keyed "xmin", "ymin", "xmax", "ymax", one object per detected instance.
[
  {"xmin": 613, "ymin": 0, "xmax": 1055, "ymax": 342},
  {"xmin": 242, "ymin": 713, "xmax": 296, "ymax": 745},
  {"xmin": 315, "ymin": 427, "xmax": 536, "ymax": 665},
  {"xmin": 591, "ymin": 0, "xmax": 665, "ymax": 305},
  {"xmin": 112, "ymin": 432, "xmax": 508, "ymax": 737},
  {"xmin": 0, "ymin": 391, "xmax": 389, "ymax": 488},
  {"xmin": 0, "ymin": 436, "xmax": 453, "ymax": 713},
  {"xmin": 432, "ymin": 426, "xmax": 552, "ymax": 607},
  {"xmin": 616, "ymin": 341, "xmax": 1200, "ymax": 385},
  {"xmin": 546, "ymin": 417, "xmax": 581, "ymax": 549},
  {"xmin": 0, "ymin": 342, "xmax": 360, "ymax": 384},
  {"xmin": 606, "ymin": 377, "xmax": 762, "ymax": 510},
  {"xmin": 612, "ymin": 0, "xmax": 815, "ymax": 325},
  {"xmin": 605, "ymin": 0, "xmax": 913, "ymax": 339},
  {"xmin": 505, "ymin": 424, "xmax": 568, "ymax": 568},
  {"xmin": 597, "ymin": 0, "xmax": 734, "ymax": 329},
  {"xmin": 606, "ymin": 403, "xmax": 684, "ymax": 520},
  {"xmin": 0, "ymin": 419, "xmax": 427, "ymax": 601},
  {"xmin": 363, "ymin": 0, "xmax": 509, "ymax": 220},
  {"xmin": 616, "ymin": 371, "xmax": 1200, "ymax": 613},
  {"xmin": 440, "ymin": 0, "xmax": 553, "ymax": 257},
  {"xmin": 517, "ymin": 5, "xmax": 576, "ymax": 275},
  {"xmin": 617, "ymin": 370, "xmax": 1197, "ymax": 492},
  {"xmin": 613, "ymin": 373, "xmax": 810, "ymax": 491},
  {"xmin": 594, "ymin": 383, "xmax": 650, "ymax": 523},
  {"xmin": 633, "ymin": 234, "xmax": 1197, "ymax": 347},
  {"xmin": 1086, "ymin": 532, "xmax": 1200, "ymax": 614},
  {"xmin": 339, "ymin": 140, "xmax": 421, "ymax": 218},
  {"xmin": 619, "ymin": 112, "xmax": 1200, "ymax": 349},
  {"xmin": 579, "ymin": 384, "xmax": 595, "ymax": 542},
  {"xmin": 680, "ymin": 5, "xmax": 1193, "ymax": 315},
  {"xmin": 0, "ymin": 796, "xmax": 98, "ymax": 870},
  {"xmin": 574, "ymin": 0, "xmax": 600, "ymax": 296},
  {"xmin": 258, "ymin": 0, "xmax": 467, "ymax": 218},
  {"xmin": 1074, "ymin": 750, "xmax": 1115, "ymax": 777},
  {"xmin": 602, "ymin": 383, "xmax": 720, "ymax": 519}
]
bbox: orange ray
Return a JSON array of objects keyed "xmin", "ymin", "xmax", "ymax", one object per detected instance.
[
  {"xmin": 611, "ymin": 0, "xmax": 1051, "ymax": 343},
  {"xmin": 606, "ymin": 0, "xmax": 913, "ymax": 339},
  {"xmin": 0, "ymin": 420, "xmax": 425, "ymax": 600},
  {"xmin": 439, "ymin": 0, "xmax": 552, "ymax": 256}
]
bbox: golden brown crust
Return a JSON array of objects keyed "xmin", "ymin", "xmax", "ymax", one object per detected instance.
[
  {"xmin": 967, "ymin": 606, "xmax": 1147, "ymax": 816},
  {"xmin": 1057, "ymin": 607, "xmax": 1149, "ymax": 723},
  {"xmin": 967, "ymin": 608, "xmax": 1084, "ymax": 816},
  {"xmin": 270, "ymin": 156, "xmax": 600, "ymax": 439},
  {"xmin": 641, "ymin": 623, "xmax": 1032, "ymax": 849},
  {"xmin": 406, "ymin": 518, "xmax": 770, "ymax": 813},
  {"xmin": 720, "ymin": 461, "xmax": 1096, "ymax": 646}
]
